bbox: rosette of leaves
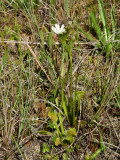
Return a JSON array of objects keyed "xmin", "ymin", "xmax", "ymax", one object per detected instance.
[
  {"xmin": 74, "ymin": 0, "xmax": 120, "ymax": 55},
  {"xmin": 47, "ymin": 111, "xmax": 77, "ymax": 147}
]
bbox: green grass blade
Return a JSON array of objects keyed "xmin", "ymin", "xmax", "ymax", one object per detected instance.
[
  {"xmin": 74, "ymin": 22, "xmax": 94, "ymax": 42},
  {"xmin": 62, "ymin": 100, "xmax": 68, "ymax": 120},
  {"xmin": 59, "ymin": 113, "xmax": 65, "ymax": 135},
  {"xmin": 51, "ymin": 0, "xmax": 55, "ymax": 24},
  {"xmin": 12, "ymin": 135, "xmax": 25, "ymax": 160},
  {"xmin": 64, "ymin": 0, "xmax": 70, "ymax": 17},
  {"xmin": 40, "ymin": 30, "xmax": 45, "ymax": 48},
  {"xmin": 111, "ymin": 6, "xmax": 116, "ymax": 34},
  {"xmin": 91, "ymin": 11, "xmax": 104, "ymax": 43},
  {"xmin": 97, "ymin": 0, "xmax": 108, "ymax": 40},
  {"xmin": 115, "ymin": 86, "xmax": 120, "ymax": 108}
]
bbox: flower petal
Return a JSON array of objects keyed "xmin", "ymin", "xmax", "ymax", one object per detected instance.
[
  {"xmin": 52, "ymin": 26, "xmax": 57, "ymax": 34},
  {"xmin": 55, "ymin": 24, "xmax": 60, "ymax": 31},
  {"xmin": 62, "ymin": 28, "xmax": 65, "ymax": 33},
  {"xmin": 61, "ymin": 24, "xmax": 65, "ymax": 31},
  {"xmin": 52, "ymin": 24, "xmax": 65, "ymax": 34}
]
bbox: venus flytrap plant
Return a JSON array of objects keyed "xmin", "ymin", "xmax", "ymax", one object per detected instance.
[
  {"xmin": 52, "ymin": 23, "xmax": 69, "ymax": 121},
  {"xmin": 47, "ymin": 109, "xmax": 77, "ymax": 147},
  {"xmin": 52, "ymin": 23, "xmax": 84, "ymax": 128}
]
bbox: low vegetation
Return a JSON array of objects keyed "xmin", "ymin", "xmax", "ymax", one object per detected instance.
[{"xmin": 0, "ymin": 0, "xmax": 120, "ymax": 159}]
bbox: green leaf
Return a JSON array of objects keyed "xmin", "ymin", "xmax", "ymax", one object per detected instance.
[
  {"xmin": 76, "ymin": 91, "xmax": 84, "ymax": 100},
  {"xmin": 62, "ymin": 100, "xmax": 68, "ymax": 120},
  {"xmin": 38, "ymin": 130, "xmax": 52, "ymax": 135},
  {"xmin": 4, "ymin": 154, "xmax": 8, "ymax": 160},
  {"xmin": 67, "ymin": 127, "xmax": 77, "ymax": 136},
  {"xmin": 74, "ymin": 22, "xmax": 94, "ymax": 42},
  {"xmin": 79, "ymin": 120, "xmax": 87, "ymax": 127},
  {"xmin": 43, "ymin": 142, "xmax": 50, "ymax": 153},
  {"xmin": 97, "ymin": 0, "xmax": 108, "ymax": 40},
  {"xmin": 58, "ymin": 113, "xmax": 64, "ymax": 135},
  {"xmin": 48, "ymin": 32, "xmax": 53, "ymax": 50},
  {"xmin": 111, "ymin": 6, "xmax": 116, "ymax": 35},
  {"xmin": 55, "ymin": 97, "xmax": 59, "ymax": 106},
  {"xmin": 39, "ymin": 30, "xmax": 45, "ymax": 48},
  {"xmin": 65, "ymin": 135, "xmax": 74, "ymax": 143},
  {"xmin": 50, "ymin": 0, "xmax": 55, "ymax": 24},
  {"xmin": 105, "ymin": 43, "xmax": 113, "ymax": 53},
  {"xmin": 55, "ymin": 137, "xmax": 61, "ymax": 146},
  {"xmin": 66, "ymin": 148, "xmax": 73, "ymax": 152},
  {"xmin": 63, "ymin": 153, "xmax": 68, "ymax": 160},
  {"xmin": 2, "ymin": 51, "xmax": 8, "ymax": 66},
  {"xmin": 48, "ymin": 111, "xmax": 58, "ymax": 122},
  {"xmin": 89, "ymin": 148, "xmax": 102, "ymax": 160},
  {"xmin": 91, "ymin": 11, "xmax": 104, "ymax": 43},
  {"xmin": 64, "ymin": 0, "xmax": 70, "ymax": 17}
]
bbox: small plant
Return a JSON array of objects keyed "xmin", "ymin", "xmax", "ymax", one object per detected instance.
[
  {"xmin": 48, "ymin": 110, "xmax": 77, "ymax": 147},
  {"xmin": 74, "ymin": 0, "xmax": 120, "ymax": 55},
  {"xmin": 0, "ymin": 1, "xmax": 119, "ymax": 159},
  {"xmin": 51, "ymin": 23, "xmax": 84, "ymax": 126}
]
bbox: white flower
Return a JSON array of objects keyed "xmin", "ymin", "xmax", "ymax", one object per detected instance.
[{"xmin": 52, "ymin": 24, "xmax": 65, "ymax": 35}]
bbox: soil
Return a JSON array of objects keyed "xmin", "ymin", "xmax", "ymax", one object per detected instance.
[{"xmin": 0, "ymin": 0, "xmax": 120, "ymax": 160}]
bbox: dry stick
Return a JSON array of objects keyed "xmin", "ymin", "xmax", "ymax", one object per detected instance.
[
  {"xmin": 0, "ymin": 39, "xmax": 97, "ymax": 45},
  {"xmin": 27, "ymin": 44, "xmax": 54, "ymax": 86}
]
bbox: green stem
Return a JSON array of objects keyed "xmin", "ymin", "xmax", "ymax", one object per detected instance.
[{"xmin": 69, "ymin": 41, "xmax": 74, "ymax": 126}]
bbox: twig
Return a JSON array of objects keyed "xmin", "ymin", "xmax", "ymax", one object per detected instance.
[{"xmin": 0, "ymin": 39, "xmax": 97, "ymax": 45}]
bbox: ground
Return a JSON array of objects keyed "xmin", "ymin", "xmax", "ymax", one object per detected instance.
[{"xmin": 0, "ymin": 0, "xmax": 120, "ymax": 160}]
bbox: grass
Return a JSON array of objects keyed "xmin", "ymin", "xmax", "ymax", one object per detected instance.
[{"xmin": 0, "ymin": 0, "xmax": 120, "ymax": 159}]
